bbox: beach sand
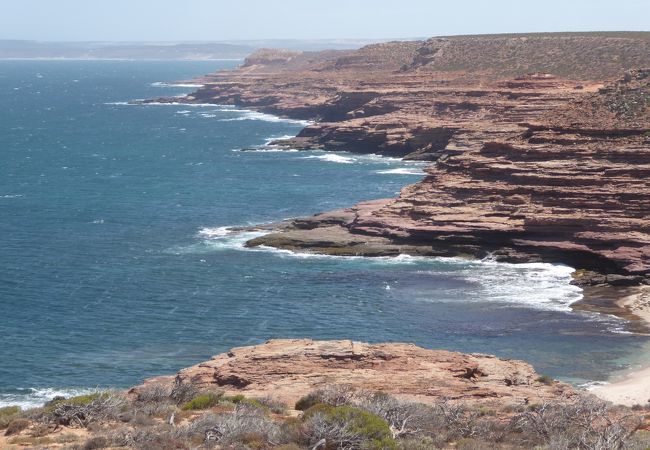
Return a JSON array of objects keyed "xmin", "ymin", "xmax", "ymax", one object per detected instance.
[{"xmin": 591, "ymin": 285, "xmax": 650, "ymax": 406}]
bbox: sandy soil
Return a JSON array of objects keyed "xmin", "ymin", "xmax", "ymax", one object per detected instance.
[{"xmin": 591, "ymin": 286, "xmax": 650, "ymax": 406}]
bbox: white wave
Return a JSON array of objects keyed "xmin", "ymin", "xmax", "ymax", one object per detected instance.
[
  {"xmin": 264, "ymin": 134, "xmax": 296, "ymax": 145},
  {"xmin": 249, "ymin": 243, "xmax": 582, "ymax": 312},
  {"xmin": 190, "ymin": 224, "xmax": 583, "ymax": 313},
  {"xmin": 581, "ymin": 380, "xmax": 610, "ymax": 391},
  {"xmin": 197, "ymin": 226, "xmax": 234, "ymax": 238},
  {"xmin": 199, "ymin": 113, "xmax": 217, "ymax": 118},
  {"xmin": 376, "ymin": 168, "xmax": 426, "ymax": 175},
  {"xmin": 170, "ymin": 226, "xmax": 268, "ymax": 253},
  {"xmin": 353, "ymin": 153, "xmax": 405, "ymax": 164},
  {"xmin": 218, "ymin": 110, "xmax": 311, "ymax": 125},
  {"xmin": 105, "ymin": 101, "xmax": 220, "ymax": 107},
  {"xmin": 150, "ymin": 81, "xmax": 204, "ymax": 88},
  {"xmin": 1, "ymin": 194, "xmax": 24, "ymax": 199},
  {"xmin": 233, "ymin": 148, "xmax": 299, "ymax": 153},
  {"xmin": 454, "ymin": 260, "xmax": 583, "ymax": 312},
  {"xmin": 175, "ymin": 110, "xmax": 191, "ymax": 114},
  {"xmin": 301, "ymin": 154, "xmax": 355, "ymax": 164},
  {"xmin": 0, "ymin": 387, "xmax": 100, "ymax": 409}
]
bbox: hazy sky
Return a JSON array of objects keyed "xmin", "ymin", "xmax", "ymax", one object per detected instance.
[{"xmin": 2, "ymin": 0, "xmax": 649, "ymax": 42}]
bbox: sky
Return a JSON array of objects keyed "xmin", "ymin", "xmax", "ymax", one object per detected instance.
[{"xmin": 1, "ymin": 0, "xmax": 649, "ymax": 42}]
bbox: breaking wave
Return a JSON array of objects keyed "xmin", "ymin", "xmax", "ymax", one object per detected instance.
[
  {"xmin": 217, "ymin": 110, "xmax": 311, "ymax": 125},
  {"xmin": 301, "ymin": 154, "xmax": 355, "ymax": 164},
  {"xmin": 376, "ymin": 168, "xmax": 426, "ymax": 175},
  {"xmin": 190, "ymin": 226, "xmax": 584, "ymax": 313},
  {"xmin": 0, "ymin": 387, "xmax": 101, "ymax": 409}
]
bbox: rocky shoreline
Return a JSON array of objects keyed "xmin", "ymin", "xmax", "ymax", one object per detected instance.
[
  {"xmin": 4, "ymin": 340, "xmax": 649, "ymax": 449},
  {"xmin": 157, "ymin": 34, "xmax": 650, "ymax": 293}
]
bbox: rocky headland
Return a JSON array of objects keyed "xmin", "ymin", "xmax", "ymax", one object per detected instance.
[
  {"xmin": 3, "ymin": 340, "xmax": 649, "ymax": 449},
  {"xmin": 151, "ymin": 33, "xmax": 650, "ymax": 304},
  {"xmin": 134, "ymin": 339, "xmax": 576, "ymax": 408}
]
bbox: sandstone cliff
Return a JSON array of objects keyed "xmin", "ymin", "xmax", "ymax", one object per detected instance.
[{"xmin": 168, "ymin": 32, "xmax": 650, "ymax": 286}]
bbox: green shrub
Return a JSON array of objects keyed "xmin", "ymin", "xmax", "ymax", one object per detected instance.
[
  {"xmin": 0, "ymin": 406, "xmax": 22, "ymax": 428},
  {"xmin": 329, "ymin": 406, "xmax": 395, "ymax": 449},
  {"xmin": 222, "ymin": 394, "xmax": 246, "ymax": 404},
  {"xmin": 305, "ymin": 404, "xmax": 396, "ymax": 449},
  {"xmin": 44, "ymin": 392, "xmax": 108, "ymax": 411},
  {"xmin": 181, "ymin": 392, "xmax": 222, "ymax": 411}
]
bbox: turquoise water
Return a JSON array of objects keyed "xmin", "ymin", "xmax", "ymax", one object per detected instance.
[{"xmin": 1, "ymin": 60, "xmax": 648, "ymax": 407}]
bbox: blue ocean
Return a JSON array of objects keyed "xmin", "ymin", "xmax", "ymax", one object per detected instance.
[{"xmin": 1, "ymin": 60, "xmax": 648, "ymax": 407}]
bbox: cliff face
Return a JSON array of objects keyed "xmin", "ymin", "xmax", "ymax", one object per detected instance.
[{"xmin": 176, "ymin": 33, "xmax": 650, "ymax": 284}]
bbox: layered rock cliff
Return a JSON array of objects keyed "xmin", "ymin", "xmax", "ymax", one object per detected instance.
[{"xmin": 169, "ymin": 32, "xmax": 650, "ymax": 285}]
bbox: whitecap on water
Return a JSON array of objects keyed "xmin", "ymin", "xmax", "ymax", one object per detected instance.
[
  {"xmin": 150, "ymin": 81, "xmax": 204, "ymax": 88},
  {"xmin": 376, "ymin": 168, "xmax": 426, "ymax": 175},
  {"xmin": 217, "ymin": 110, "xmax": 311, "ymax": 125},
  {"xmin": 301, "ymin": 154, "xmax": 355, "ymax": 164}
]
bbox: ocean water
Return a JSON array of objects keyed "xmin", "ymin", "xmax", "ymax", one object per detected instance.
[{"xmin": 1, "ymin": 60, "xmax": 648, "ymax": 408}]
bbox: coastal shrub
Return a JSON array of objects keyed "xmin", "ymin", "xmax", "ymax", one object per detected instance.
[
  {"xmin": 295, "ymin": 393, "xmax": 321, "ymax": 411},
  {"xmin": 170, "ymin": 377, "xmax": 199, "ymax": 405},
  {"xmin": 181, "ymin": 392, "xmax": 222, "ymax": 411},
  {"xmin": 202, "ymin": 404, "xmax": 281, "ymax": 446},
  {"xmin": 316, "ymin": 384, "xmax": 357, "ymax": 407},
  {"xmin": 435, "ymin": 401, "xmax": 490, "ymax": 439},
  {"xmin": 109, "ymin": 424, "xmax": 191, "ymax": 450},
  {"xmin": 296, "ymin": 385, "xmax": 357, "ymax": 412},
  {"xmin": 82, "ymin": 435, "xmax": 111, "ymax": 450},
  {"xmin": 255, "ymin": 395, "xmax": 287, "ymax": 414},
  {"xmin": 511, "ymin": 396, "xmax": 643, "ymax": 449},
  {"xmin": 4, "ymin": 418, "xmax": 30, "ymax": 436},
  {"xmin": 536, "ymin": 375, "xmax": 555, "ymax": 385},
  {"xmin": 303, "ymin": 404, "xmax": 396, "ymax": 449},
  {"xmin": 42, "ymin": 391, "xmax": 126, "ymax": 427},
  {"xmin": 47, "ymin": 392, "xmax": 104, "ymax": 409},
  {"xmin": 396, "ymin": 436, "xmax": 438, "ymax": 450},
  {"xmin": 356, "ymin": 391, "xmax": 439, "ymax": 439},
  {"xmin": 135, "ymin": 383, "xmax": 173, "ymax": 404},
  {"xmin": 0, "ymin": 405, "xmax": 22, "ymax": 428}
]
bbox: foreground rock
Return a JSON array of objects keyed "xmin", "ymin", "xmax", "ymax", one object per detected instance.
[{"xmin": 136, "ymin": 339, "xmax": 575, "ymax": 408}]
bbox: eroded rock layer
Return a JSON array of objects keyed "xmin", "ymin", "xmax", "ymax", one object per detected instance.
[
  {"xmin": 165, "ymin": 33, "xmax": 650, "ymax": 283},
  {"xmin": 136, "ymin": 339, "xmax": 575, "ymax": 407}
]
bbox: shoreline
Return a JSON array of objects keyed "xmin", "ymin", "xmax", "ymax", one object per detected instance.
[
  {"xmin": 588, "ymin": 285, "xmax": 650, "ymax": 406},
  {"xmin": 149, "ymin": 91, "xmax": 650, "ymax": 406}
]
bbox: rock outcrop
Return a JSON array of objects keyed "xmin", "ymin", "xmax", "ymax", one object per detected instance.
[
  {"xmin": 164, "ymin": 32, "xmax": 650, "ymax": 285},
  {"xmin": 136, "ymin": 339, "xmax": 575, "ymax": 407}
]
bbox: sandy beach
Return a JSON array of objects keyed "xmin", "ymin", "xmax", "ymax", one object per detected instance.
[{"xmin": 591, "ymin": 285, "xmax": 650, "ymax": 406}]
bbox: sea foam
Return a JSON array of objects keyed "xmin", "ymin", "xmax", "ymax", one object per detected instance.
[
  {"xmin": 301, "ymin": 154, "xmax": 355, "ymax": 164},
  {"xmin": 193, "ymin": 226, "xmax": 584, "ymax": 313},
  {"xmin": 376, "ymin": 168, "xmax": 426, "ymax": 175},
  {"xmin": 0, "ymin": 387, "xmax": 100, "ymax": 409}
]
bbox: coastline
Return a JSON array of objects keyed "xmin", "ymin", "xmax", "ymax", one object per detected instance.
[
  {"xmin": 618, "ymin": 285, "xmax": 650, "ymax": 325},
  {"xmin": 589, "ymin": 285, "xmax": 650, "ymax": 406},
  {"xmin": 145, "ymin": 53, "xmax": 650, "ymax": 407}
]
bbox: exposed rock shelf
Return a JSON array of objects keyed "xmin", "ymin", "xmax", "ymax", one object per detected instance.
[
  {"xmin": 135, "ymin": 339, "xmax": 576, "ymax": 408},
  {"xmin": 161, "ymin": 33, "xmax": 650, "ymax": 287}
]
